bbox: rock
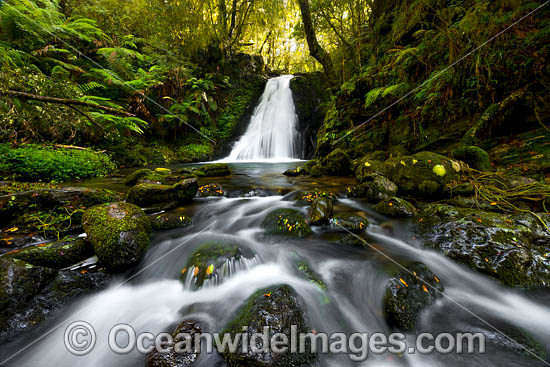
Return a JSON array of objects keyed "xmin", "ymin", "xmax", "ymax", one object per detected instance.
[
  {"xmin": 194, "ymin": 163, "xmax": 231, "ymax": 177},
  {"xmin": 292, "ymin": 257, "xmax": 327, "ymax": 290},
  {"xmin": 321, "ymin": 148, "xmax": 352, "ymax": 176},
  {"xmin": 354, "ymin": 155, "xmax": 386, "ymax": 183},
  {"xmin": 82, "ymin": 202, "xmax": 151, "ymax": 272},
  {"xmin": 150, "ymin": 212, "xmax": 192, "ymax": 231},
  {"xmin": 384, "ymin": 262, "xmax": 444, "ymax": 330},
  {"xmin": 261, "ymin": 209, "xmax": 312, "ymax": 237},
  {"xmin": 452, "ymin": 146, "xmax": 491, "ymax": 171},
  {"xmin": 416, "ymin": 204, "xmax": 550, "ymax": 287},
  {"xmin": 283, "ymin": 167, "xmax": 304, "ymax": 177},
  {"xmin": 374, "ymin": 197, "xmax": 418, "ymax": 217},
  {"xmin": 296, "ymin": 191, "xmax": 336, "ymax": 203},
  {"xmin": 10, "ymin": 237, "xmax": 94, "ymax": 269},
  {"xmin": 154, "ymin": 167, "xmax": 172, "ymax": 175},
  {"xmin": 337, "ymin": 234, "xmax": 367, "ymax": 248},
  {"xmin": 330, "ymin": 214, "xmax": 368, "ymax": 233},
  {"xmin": 307, "ymin": 196, "xmax": 333, "ymax": 225},
  {"xmin": 182, "ymin": 242, "xmax": 256, "ymax": 288},
  {"xmin": 384, "ymin": 151, "xmax": 468, "ymax": 198},
  {"xmin": 124, "ymin": 169, "xmax": 165, "ymax": 186},
  {"xmin": 365, "ymin": 176, "xmax": 398, "ymax": 202},
  {"xmin": 146, "ymin": 319, "xmax": 202, "ymax": 367},
  {"xmin": 302, "ymin": 159, "xmax": 326, "ymax": 177},
  {"xmin": 221, "ymin": 285, "xmax": 316, "ymax": 366},
  {"xmin": 197, "ymin": 183, "xmax": 224, "ymax": 197},
  {"xmin": 126, "ymin": 178, "xmax": 198, "ymax": 207},
  {"xmin": 442, "ymin": 182, "xmax": 475, "ymax": 197}
]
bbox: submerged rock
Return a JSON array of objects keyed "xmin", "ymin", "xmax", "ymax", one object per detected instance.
[
  {"xmin": 126, "ymin": 178, "xmax": 198, "ymax": 207},
  {"xmin": 82, "ymin": 202, "xmax": 151, "ymax": 272},
  {"xmin": 384, "ymin": 262, "xmax": 444, "ymax": 330},
  {"xmin": 416, "ymin": 204, "xmax": 550, "ymax": 287},
  {"xmin": 150, "ymin": 212, "xmax": 192, "ymax": 231},
  {"xmin": 221, "ymin": 285, "xmax": 316, "ymax": 366},
  {"xmin": 194, "ymin": 163, "xmax": 231, "ymax": 177},
  {"xmin": 9, "ymin": 237, "xmax": 93, "ymax": 269},
  {"xmin": 374, "ymin": 197, "xmax": 418, "ymax": 217},
  {"xmin": 307, "ymin": 196, "xmax": 334, "ymax": 225},
  {"xmin": 197, "ymin": 183, "xmax": 224, "ymax": 197},
  {"xmin": 146, "ymin": 319, "xmax": 202, "ymax": 367},
  {"xmin": 261, "ymin": 208, "xmax": 312, "ymax": 237},
  {"xmin": 330, "ymin": 214, "xmax": 368, "ymax": 233}
]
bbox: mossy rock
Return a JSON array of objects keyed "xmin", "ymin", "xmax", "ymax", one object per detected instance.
[
  {"xmin": 384, "ymin": 262, "xmax": 444, "ymax": 330},
  {"xmin": 9, "ymin": 237, "xmax": 93, "ymax": 269},
  {"xmin": 181, "ymin": 242, "xmax": 256, "ymax": 288},
  {"xmin": 82, "ymin": 202, "xmax": 151, "ymax": 272},
  {"xmin": 374, "ymin": 197, "xmax": 418, "ymax": 217},
  {"xmin": 302, "ymin": 159, "xmax": 326, "ymax": 177},
  {"xmin": 221, "ymin": 285, "xmax": 316, "ymax": 366},
  {"xmin": 452, "ymin": 146, "xmax": 491, "ymax": 171},
  {"xmin": 261, "ymin": 208, "xmax": 312, "ymax": 237},
  {"xmin": 126, "ymin": 178, "xmax": 198, "ymax": 207},
  {"xmin": 124, "ymin": 169, "xmax": 162, "ymax": 186},
  {"xmin": 292, "ymin": 256, "xmax": 327, "ymax": 291},
  {"xmin": 146, "ymin": 319, "xmax": 202, "ymax": 366},
  {"xmin": 197, "ymin": 183, "xmax": 224, "ymax": 197},
  {"xmin": 321, "ymin": 148, "xmax": 352, "ymax": 176},
  {"xmin": 337, "ymin": 233, "xmax": 368, "ymax": 248},
  {"xmin": 354, "ymin": 155, "xmax": 387, "ymax": 183},
  {"xmin": 307, "ymin": 196, "xmax": 334, "ymax": 225},
  {"xmin": 194, "ymin": 163, "xmax": 231, "ymax": 177},
  {"xmin": 149, "ymin": 212, "xmax": 192, "ymax": 231},
  {"xmin": 154, "ymin": 167, "xmax": 172, "ymax": 175},
  {"xmin": 364, "ymin": 175, "xmax": 398, "ymax": 202},
  {"xmin": 283, "ymin": 166, "xmax": 305, "ymax": 177},
  {"xmin": 384, "ymin": 151, "xmax": 468, "ymax": 198},
  {"xmin": 329, "ymin": 214, "xmax": 368, "ymax": 233},
  {"xmin": 296, "ymin": 190, "xmax": 336, "ymax": 203}
]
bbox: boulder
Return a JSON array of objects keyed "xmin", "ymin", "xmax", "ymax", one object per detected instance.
[
  {"xmin": 330, "ymin": 214, "xmax": 368, "ymax": 233},
  {"xmin": 302, "ymin": 159, "xmax": 326, "ymax": 177},
  {"xmin": 126, "ymin": 178, "xmax": 198, "ymax": 207},
  {"xmin": 261, "ymin": 209, "xmax": 312, "ymax": 237},
  {"xmin": 296, "ymin": 191, "xmax": 336, "ymax": 203},
  {"xmin": 124, "ymin": 169, "xmax": 163, "ymax": 186},
  {"xmin": 146, "ymin": 319, "xmax": 202, "ymax": 367},
  {"xmin": 374, "ymin": 197, "xmax": 418, "ymax": 217},
  {"xmin": 194, "ymin": 163, "xmax": 231, "ymax": 177},
  {"xmin": 452, "ymin": 146, "xmax": 491, "ymax": 171},
  {"xmin": 307, "ymin": 196, "xmax": 334, "ymax": 225},
  {"xmin": 384, "ymin": 262, "xmax": 444, "ymax": 330},
  {"xmin": 354, "ymin": 155, "xmax": 387, "ymax": 183},
  {"xmin": 82, "ymin": 202, "xmax": 151, "ymax": 272},
  {"xmin": 154, "ymin": 167, "xmax": 172, "ymax": 175},
  {"xmin": 283, "ymin": 166, "xmax": 305, "ymax": 177},
  {"xmin": 365, "ymin": 176, "xmax": 398, "ymax": 202},
  {"xmin": 150, "ymin": 212, "xmax": 192, "ymax": 231},
  {"xmin": 321, "ymin": 148, "xmax": 352, "ymax": 176},
  {"xmin": 337, "ymin": 234, "xmax": 368, "ymax": 248},
  {"xmin": 221, "ymin": 285, "xmax": 316, "ymax": 366},
  {"xmin": 197, "ymin": 183, "xmax": 224, "ymax": 197},
  {"xmin": 10, "ymin": 237, "xmax": 93, "ymax": 269}
]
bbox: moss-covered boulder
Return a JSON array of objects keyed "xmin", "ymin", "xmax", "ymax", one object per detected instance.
[
  {"xmin": 149, "ymin": 212, "xmax": 192, "ymax": 231},
  {"xmin": 126, "ymin": 178, "xmax": 198, "ymax": 207},
  {"xmin": 452, "ymin": 146, "xmax": 491, "ymax": 171},
  {"xmin": 384, "ymin": 151, "xmax": 468, "ymax": 197},
  {"xmin": 82, "ymin": 202, "xmax": 151, "ymax": 272},
  {"xmin": 416, "ymin": 204, "xmax": 550, "ymax": 287},
  {"xmin": 321, "ymin": 148, "xmax": 352, "ymax": 176},
  {"xmin": 302, "ymin": 159, "xmax": 326, "ymax": 177},
  {"xmin": 375, "ymin": 197, "xmax": 418, "ymax": 217},
  {"xmin": 194, "ymin": 163, "xmax": 231, "ymax": 177},
  {"xmin": 365, "ymin": 175, "xmax": 398, "ymax": 202},
  {"xmin": 197, "ymin": 183, "xmax": 224, "ymax": 197},
  {"xmin": 261, "ymin": 208, "xmax": 312, "ymax": 237},
  {"xmin": 337, "ymin": 233, "xmax": 368, "ymax": 248},
  {"xmin": 384, "ymin": 262, "xmax": 444, "ymax": 330},
  {"xmin": 330, "ymin": 214, "xmax": 368, "ymax": 233},
  {"xmin": 307, "ymin": 196, "xmax": 334, "ymax": 225},
  {"xmin": 181, "ymin": 242, "xmax": 256, "ymax": 288},
  {"xmin": 221, "ymin": 285, "xmax": 316, "ymax": 366},
  {"xmin": 146, "ymin": 319, "xmax": 202, "ymax": 366},
  {"xmin": 124, "ymin": 169, "xmax": 166, "ymax": 186},
  {"xmin": 283, "ymin": 166, "xmax": 305, "ymax": 177},
  {"xmin": 154, "ymin": 167, "xmax": 172, "ymax": 175},
  {"xmin": 9, "ymin": 237, "xmax": 93, "ymax": 269},
  {"xmin": 296, "ymin": 190, "xmax": 336, "ymax": 203},
  {"xmin": 354, "ymin": 155, "xmax": 387, "ymax": 183}
]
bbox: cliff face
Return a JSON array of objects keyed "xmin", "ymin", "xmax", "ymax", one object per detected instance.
[{"xmin": 290, "ymin": 73, "xmax": 330, "ymax": 159}]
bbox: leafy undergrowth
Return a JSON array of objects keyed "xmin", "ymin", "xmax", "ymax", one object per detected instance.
[{"xmin": 0, "ymin": 144, "xmax": 116, "ymax": 182}]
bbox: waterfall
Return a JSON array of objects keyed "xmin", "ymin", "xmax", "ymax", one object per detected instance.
[{"xmin": 226, "ymin": 75, "xmax": 299, "ymax": 161}]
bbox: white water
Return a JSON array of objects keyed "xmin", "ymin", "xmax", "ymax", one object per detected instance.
[{"xmin": 225, "ymin": 75, "xmax": 299, "ymax": 161}]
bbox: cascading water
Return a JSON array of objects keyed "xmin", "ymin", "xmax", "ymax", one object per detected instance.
[{"xmin": 226, "ymin": 75, "xmax": 299, "ymax": 161}]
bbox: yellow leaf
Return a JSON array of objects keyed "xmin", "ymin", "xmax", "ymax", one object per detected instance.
[
  {"xmin": 400, "ymin": 160, "xmax": 406, "ymax": 166},
  {"xmin": 206, "ymin": 264, "xmax": 214, "ymax": 275},
  {"xmin": 432, "ymin": 165, "xmax": 446, "ymax": 176},
  {"xmin": 264, "ymin": 292, "xmax": 272, "ymax": 297},
  {"xmin": 193, "ymin": 267, "xmax": 199, "ymax": 276},
  {"xmin": 364, "ymin": 161, "xmax": 371, "ymax": 167},
  {"xmin": 433, "ymin": 275, "xmax": 440, "ymax": 283},
  {"xmin": 399, "ymin": 278, "xmax": 408, "ymax": 287},
  {"xmin": 412, "ymin": 159, "xmax": 418, "ymax": 164},
  {"xmin": 422, "ymin": 285, "xmax": 428, "ymax": 293},
  {"xmin": 6, "ymin": 227, "xmax": 18, "ymax": 232},
  {"xmin": 181, "ymin": 267, "xmax": 187, "ymax": 274},
  {"xmin": 490, "ymin": 202, "xmax": 497, "ymax": 206}
]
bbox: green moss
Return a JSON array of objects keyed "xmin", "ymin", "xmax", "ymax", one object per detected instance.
[
  {"xmin": 126, "ymin": 178, "xmax": 198, "ymax": 207},
  {"xmin": 10, "ymin": 238, "xmax": 93, "ymax": 269},
  {"xmin": 193, "ymin": 163, "xmax": 231, "ymax": 177},
  {"xmin": 124, "ymin": 169, "xmax": 165, "ymax": 186},
  {"xmin": 150, "ymin": 212, "xmax": 192, "ymax": 230},
  {"xmin": 261, "ymin": 208, "xmax": 312, "ymax": 238}
]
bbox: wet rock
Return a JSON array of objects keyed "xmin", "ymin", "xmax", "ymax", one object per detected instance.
[
  {"xmin": 384, "ymin": 151, "xmax": 468, "ymax": 198},
  {"xmin": 416, "ymin": 204, "xmax": 550, "ymax": 287},
  {"xmin": 374, "ymin": 197, "xmax": 418, "ymax": 217},
  {"xmin": 10, "ymin": 237, "xmax": 94, "ymax": 269},
  {"xmin": 154, "ymin": 167, "xmax": 172, "ymax": 175},
  {"xmin": 354, "ymin": 154, "xmax": 387, "ymax": 183},
  {"xmin": 197, "ymin": 183, "xmax": 224, "ymax": 197},
  {"xmin": 82, "ymin": 202, "xmax": 151, "ymax": 272},
  {"xmin": 307, "ymin": 196, "xmax": 333, "ymax": 225},
  {"xmin": 302, "ymin": 159, "xmax": 326, "ymax": 177},
  {"xmin": 181, "ymin": 242, "xmax": 256, "ymax": 289},
  {"xmin": 150, "ymin": 212, "xmax": 192, "ymax": 231},
  {"xmin": 365, "ymin": 176, "xmax": 398, "ymax": 202},
  {"xmin": 194, "ymin": 163, "xmax": 231, "ymax": 177},
  {"xmin": 124, "ymin": 169, "xmax": 165, "ymax": 186},
  {"xmin": 337, "ymin": 233, "xmax": 367, "ymax": 248},
  {"xmin": 283, "ymin": 167, "xmax": 304, "ymax": 177},
  {"xmin": 330, "ymin": 214, "xmax": 368, "ymax": 233},
  {"xmin": 261, "ymin": 209, "xmax": 312, "ymax": 237},
  {"xmin": 146, "ymin": 319, "xmax": 202, "ymax": 367},
  {"xmin": 442, "ymin": 182, "xmax": 476, "ymax": 197},
  {"xmin": 321, "ymin": 148, "xmax": 352, "ymax": 176},
  {"xmin": 126, "ymin": 178, "xmax": 198, "ymax": 207},
  {"xmin": 221, "ymin": 285, "xmax": 316, "ymax": 367},
  {"xmin": 296, "ymin": 190, "xmax": 336, "ymax": 203},
  {"xmin": 452, "ymin": 146, "xmax": 491, "ymax": 171},
  {"xmin": 384, "ymin": 262, "xmax": 444, "ymax": 330}
]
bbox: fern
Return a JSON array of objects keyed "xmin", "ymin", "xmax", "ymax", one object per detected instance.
[{"xmin": 78, "ymin": 82, "xmax": 106, "ymax": 94}]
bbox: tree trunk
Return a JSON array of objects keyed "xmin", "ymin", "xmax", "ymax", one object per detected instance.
[{"xmin": 297, "ymin": 0, "xmax": 336, "ymax": 82}]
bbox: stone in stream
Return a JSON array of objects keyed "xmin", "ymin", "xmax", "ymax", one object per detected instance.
[
  {"xmin": 124, "ymin": 168, "xmax": 167, "ymax": 186},
  {"xmin": 384, "ymin": 262, "xmax": 444, "ymax": 331},
  {"xmin": 374, "ymin": 197, "xmax": 418, "ymax": 217},
  {"xmin": 321, "ymin": 148, "xmax": 352, "ymax": 176},
  {"xmin": 126, "ymin": 178, "xmax": 199, "ymax": 207},
  {"xmin": 181, "ymin": 242, "xmax": 256, "ymax": 289},
  {"xmin": 221, "ymin": 285, "xmax": 316, "ymax": 366},
  {"xmin": 82, "ymin": 202, "xmax": 151, "ymax": 272},
  {"xmin": 8, "ymin": 237, "xmax": 94, "ymax": 269},
  {"xmin": 365, "ymin": 175, "xmax": 398, "ymax": 202},
  {"xmin": 329, "ymin": 214, "xmax": 368, "ymax": 233},
  {"xmin": 261, "ymin": 208, "xmax": 312, "ymax": 237},
  {"xmin": 416, "ymin": 203, "xmax": 550, "ymax": 288},
  {"xmin": 146, "ymin": 319, "xmax": 202, "ymax": 367},
  {"xmin": 150, "ymin": 212, "xmax": 192, "ymax": 231},
  {"xmin": 197, "ymin": 183, "xmax": 224, "ymax": 197},
  {"xmin": 193, "ymin": 163, "xmax": 231, "ymax": 177},
  {"xmin": 307, "ymin": 196, "xmax": 333, "ymax": 225}
]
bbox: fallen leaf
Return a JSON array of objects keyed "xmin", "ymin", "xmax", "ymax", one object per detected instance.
[{"xmin": 399, "ymin": 278, "xmax": 408, "ymax": 287}]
